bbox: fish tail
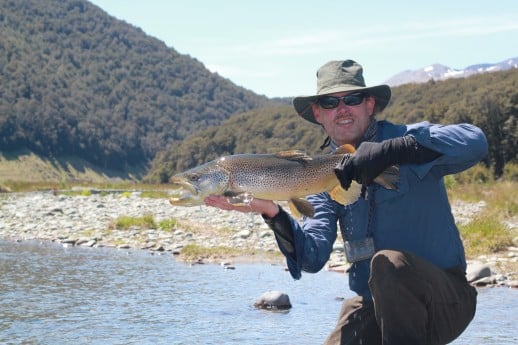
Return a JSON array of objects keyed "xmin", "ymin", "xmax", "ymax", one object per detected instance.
[
  {"xmin": 329, "ymin": 182, "xmax": 362, "ymax": 206},
  {"xmin": 333, "ymin": 144, "xmax": 356, "ymax": 154}
]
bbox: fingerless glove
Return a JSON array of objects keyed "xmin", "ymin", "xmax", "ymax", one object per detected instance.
[{"xmin": 334, "ymin": 136, "xmax": 441, "ymax": 188}]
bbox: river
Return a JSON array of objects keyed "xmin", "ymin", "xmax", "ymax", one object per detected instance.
[{"xmin": 0, "ymin": 240, "xmax": 516, "ymax": 344}]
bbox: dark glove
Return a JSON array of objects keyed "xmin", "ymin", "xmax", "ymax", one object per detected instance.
[
  {"xmin": 262, "ymin": 206, "xmax": 295, "ymax": 254},
  {"xmin": 334, "ymin": 136, "xmax": 441, "ymax": 189}
]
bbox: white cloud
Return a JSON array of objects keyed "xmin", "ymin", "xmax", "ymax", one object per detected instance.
[{"xmin": 219, "ymin": 15, "xmax": 518, "ymax": 58}]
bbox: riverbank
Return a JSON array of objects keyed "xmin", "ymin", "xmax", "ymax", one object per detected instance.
[
  {"xmin": 0, "ymin": 190, "xmax": 284, "ymax": 261},
  {"xmin": 1, "ymin": 190, "xmax": 517, "ymax": 288}
]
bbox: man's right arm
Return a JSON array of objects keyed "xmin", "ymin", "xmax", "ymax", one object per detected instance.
[{"xmin": 262, "ymin": 206, "xmax": 296, "ymax": 255}]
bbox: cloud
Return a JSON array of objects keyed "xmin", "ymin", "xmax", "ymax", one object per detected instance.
[{"xmin": 223, "ymin": 15, "xmax": 518, "ymax": 57}]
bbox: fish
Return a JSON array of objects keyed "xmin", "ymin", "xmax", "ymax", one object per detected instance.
[{"xmin": 168, "ymin": 144, "xmax": 399, "ymax": 218}]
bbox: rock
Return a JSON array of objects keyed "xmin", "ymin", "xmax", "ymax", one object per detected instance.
[
  {"xmin": 466, "ymin": 262, "xmax": 492, "ymax": 283},
  {"xmin": 61, "ymin": 238, "xmax": 77, "ymax": 245},
  {"xmin": 259, "ymin": 230, "xmax": 271, "ymax": 238},
  {"xmin": 254, "ymin": 290, "xmax": 292, "ymax": 310},
  {"xmin": 235, "ymin": 229, "xmax": 251, "ymax": 239},
  {"xmin": 81, "ymin": 239, "xmax": 97, "ymax": 247},
  {"xmin": 326, "ymin": 263, "xmax": 349, "ymax": 274},
  {"xmin": 220, "ymin": 262, "xmax": 236, "ymax": 270},
  {"xmin": 471, "ymin": 276, "xmax": 496, "ymax": 286},
  {"xmin": 0, "ymin": 185, "xmax": 12, "ymax": 193}
]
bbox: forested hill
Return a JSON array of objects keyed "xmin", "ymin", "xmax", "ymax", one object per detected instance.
[
  {"xmin": 146, "ymin": 69, "xmax": 518, "ymax": 182},
  {"xmin": 0, "ymin": 0, "xmax": 276, "ymax": 171}
]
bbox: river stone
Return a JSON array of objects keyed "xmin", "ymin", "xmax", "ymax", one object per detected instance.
[
  {"xmin": 236, "ymin": 229, "xmax": 251, "ymax": 239},
  {"xmin": 466, "ymin": 262, "xmax": 492, "ymax": 283},
  {"xmin": 254, "ymin": 290, "xmax": 292, "ymax": 310}
]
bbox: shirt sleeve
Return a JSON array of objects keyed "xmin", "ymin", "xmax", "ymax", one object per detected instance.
[
  {"xmin": 405, "ymin": 122, "xmax": 488, "ymax": 179},
  {"xmin": 265, "ymin": 193, "xmax": 340, "ymax": 280}
]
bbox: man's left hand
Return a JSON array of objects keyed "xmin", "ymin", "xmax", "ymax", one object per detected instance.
[{"xmin": 334, "ymin": 141, "xmax": 392, "ymax": 188}]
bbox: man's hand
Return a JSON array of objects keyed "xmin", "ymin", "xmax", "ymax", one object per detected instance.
[
  {"xmin": 334, "ymin": 136, "xmax": 441, "ymax": 189},
  {"xmin": 334, "ymin": 141, "xmax": 391, "ymax": 188},
  {"xmin": 204, "ymin": 195, "xmax": 280, "ymax": 218}
]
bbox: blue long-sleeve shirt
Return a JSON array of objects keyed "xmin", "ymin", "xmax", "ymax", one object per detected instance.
[{"xmin": 272, "ymin": 120, "xmax": 488, "ymax": 299}]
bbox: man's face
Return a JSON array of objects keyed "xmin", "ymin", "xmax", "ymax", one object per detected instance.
[{"xmin": 311, "ymin": 91, "xmax": 376, "ymax": 147}]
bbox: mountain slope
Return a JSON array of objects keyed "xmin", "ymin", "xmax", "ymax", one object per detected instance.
[
  {"xmin": 385, "ymin": 57, "xmax": 518, "ymax": 86},
  {"xmin": 0, "ymin": 0, "xmax": 274, "ymax": 171}
]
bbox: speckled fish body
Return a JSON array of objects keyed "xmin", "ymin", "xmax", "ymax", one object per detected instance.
[{"xmin": 169, "ymin": 145, "xmax": 398, "ymax": 218}]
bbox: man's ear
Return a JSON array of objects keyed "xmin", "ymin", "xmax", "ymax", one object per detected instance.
[
  {"xmin": 311, "ymin": 103, "xmax": 322, "ymax": 123},
  {"xmin": 365, "ymin": 96, "xmax": 377, "ymax": 115}
]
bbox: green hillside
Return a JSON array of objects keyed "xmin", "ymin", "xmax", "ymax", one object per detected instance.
[{"xmin": 0, "ymin": 0, "xmax": 277, "ymax": 173}]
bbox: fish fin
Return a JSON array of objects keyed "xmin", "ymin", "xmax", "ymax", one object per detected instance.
[
  {"xmin": 287, "ymin": 201, "xmax": 302, "ymax": 219},
  {"xmin": 288, "ymin": 198, "xmax": 315, "ymax": 218},
  {"xmin": 223, "ymin": 190, "xmax": 238, "ymax": 197},
  {"xmin": 373, "ymin": 165, "xmax": 400, "ymax": 190},
  {"xmin": 333, "ymin": 144, "xmax": 356, "ymax": 155},
  {"xmin": 274, "ymin": 150, "xmax": 313, "ymax": 162},
  {"xmin": 329, "ymin": 181, "xmax": 362, "ymax": 206}
]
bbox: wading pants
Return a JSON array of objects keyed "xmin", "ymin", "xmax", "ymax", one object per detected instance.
[{"xmin": 324, "ymin": 250, "xmax": 477, "ymax": 345}]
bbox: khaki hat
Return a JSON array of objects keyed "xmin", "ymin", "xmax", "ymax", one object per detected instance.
[{"xmin": 293, "ymin": 60, "xmax": 391, "ymax": 124}]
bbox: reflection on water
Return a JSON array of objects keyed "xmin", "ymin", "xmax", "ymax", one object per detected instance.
[{"xmin": 0, "ymin": 240, "xmax": 516, "ymax": 344}]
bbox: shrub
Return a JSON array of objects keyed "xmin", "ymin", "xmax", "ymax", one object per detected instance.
[{"xmin": 502, "ymin": 163, "xmax": 518, "ymax": 182}]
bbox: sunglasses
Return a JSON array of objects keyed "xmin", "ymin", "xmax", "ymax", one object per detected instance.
[{"xmin": 316, "ymin": 92, "xmax": 367, "ymax": 109}]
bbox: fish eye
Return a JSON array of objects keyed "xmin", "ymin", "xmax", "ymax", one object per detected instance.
[{"xmin": 188, "ymin": 174, "xmax": 199, "ymax": 182}]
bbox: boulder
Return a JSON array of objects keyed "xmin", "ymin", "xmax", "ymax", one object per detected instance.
[
  {"xmin": 466, "ymin": 262, "xmax": 491, "ymax": 283},
  {"xmin": 254, "ymin": 290, "xmax": 292, "ymax": 310}
]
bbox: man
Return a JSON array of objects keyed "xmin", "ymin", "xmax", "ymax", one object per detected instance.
[{"xmin": 205, "ymin": 59, "xmax": 487, "ymax": 344}]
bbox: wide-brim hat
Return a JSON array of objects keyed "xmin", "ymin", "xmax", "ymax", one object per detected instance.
[{"xmin": 293, "ymin": 60, "xmax": 392, "ymax": 124}]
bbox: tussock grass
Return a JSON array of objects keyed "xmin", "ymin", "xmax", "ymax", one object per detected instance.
[
  {"xmin": 448, "ymin": 181, "xmax": 518, "ymax": 219},
  {"xmin": 446, "ymin": 164, "xmax": 517, "ymax": 259},
  {"xmin": 61, "ymin": 189, "xmax": 93, "ymax": 197},
  {"xmin": 179, "ymin": 243, "xmax": 282, "ymax": 262},
  {"xmin": 110, "ymin": 214, "xmax": 157, "ymax": 230},
  {"xmin": 180, "ymin": 243, "xmax": 245, "ymax": 261},
  {"xmin": 458, "ymin": 216, "xmax": 514, "ymax": 257},
  {"xmin": 140, "ymin": 190, "xmax": 172, "ymax": 199},
  {"xmin": 159, "ymin": 219, "xmax": 178, "ymax": 232}
]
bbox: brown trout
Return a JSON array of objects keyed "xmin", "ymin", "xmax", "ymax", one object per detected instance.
[{"xmin": 169, "ymin": 144, "xmax": 398, "ymax": 218}]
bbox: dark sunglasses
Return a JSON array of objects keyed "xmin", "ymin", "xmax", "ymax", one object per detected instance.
[{"xmin": 316, "ymin": 92, "xmax": 367, "ymax": 109}]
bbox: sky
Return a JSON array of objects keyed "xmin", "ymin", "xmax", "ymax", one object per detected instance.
[{"xmin": 88, "ymin": 0, "xmax": 518, "ymax": 98}]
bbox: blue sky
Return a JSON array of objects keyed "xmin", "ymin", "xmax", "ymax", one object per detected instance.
[{"xmin": 89, "ymin": 0, "xmax": 518, "ymax": 98}]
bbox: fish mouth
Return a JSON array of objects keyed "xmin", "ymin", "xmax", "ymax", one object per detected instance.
[
  {"xmin": 170, "ymin": 177, "xmax": 198, "ymax": 194},
  {"xmin": 169, "ymin": 177, "xmax": 201, "ymax": 205}
]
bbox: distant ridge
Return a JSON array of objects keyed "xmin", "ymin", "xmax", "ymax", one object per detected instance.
[{"xmin": 385, "ymin": 57, "xmax": 518, "ymax": 86}]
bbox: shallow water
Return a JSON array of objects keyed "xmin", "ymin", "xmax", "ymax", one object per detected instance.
[{"xmin": 0, "ymin": 240, "xmax": 516, "ymax": 344}]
